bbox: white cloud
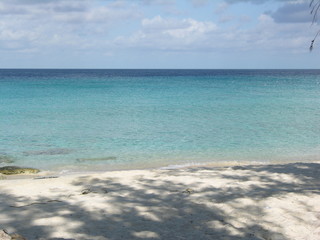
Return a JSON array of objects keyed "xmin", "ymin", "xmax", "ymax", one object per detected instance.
[
  {"xmin": 142, "ymin": 16, "xmax": 193, "ymax": 31},
  {"xmin": 114, "ymin": 11, "xmax": 312, "ymax": 55},
  {"xmin": 246, "ymin": 13, "xmax": 312, "ymax": 52},
  {"xmin": 0, "ymin": 0, "xmax": 141, "ymax": 53},
  {"xmin": 0, "ymin": 0, "xmax": 315, "ymax": 68},
  {"xmin": 116, "ymin": 16, "xmax": 217, "ymax": 51}
]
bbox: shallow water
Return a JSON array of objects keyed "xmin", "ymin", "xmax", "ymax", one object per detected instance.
[{"xmin": 1, "ymin": 69, "xmax": 320, "ymax": 171}]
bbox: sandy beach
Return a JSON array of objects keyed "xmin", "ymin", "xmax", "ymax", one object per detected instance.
[{"xmin": 0, "ymin": 162, "xmax": 319, "ymax": 240}]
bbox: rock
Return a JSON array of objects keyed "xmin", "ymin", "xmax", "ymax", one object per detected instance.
[
  {"xmin": 33, "ymin": 176, "xmax": 58, "ymax": 180},
  {"xmin": 0, "ymin": 230, "xmax": 26, "ymax": 240},
  {"xmin": 81, "ymin": 187, "xmax": 108, "ymax": 195},
  {"xmin": 0, "ymin": 166, "xmax": 40, "ymax": 175},
  {"xmin": 182, "ymin": 188, "xmax": 194, "ymax": 194},
  {"xmin": 81, "ymin": 188, "xmax": 91, "ymax": 195},
  {"xmin": 0, "ymin": 230, "xmax": 11, "ymax": 240},
  {"xmin": 10, "ymin": 233, "xmax": 26, "ymax": 240}
]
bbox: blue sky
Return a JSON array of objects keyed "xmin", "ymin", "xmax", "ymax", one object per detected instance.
[{"xmin": 0, "ymin": 0, "xmax": 318, "ymax": 69}]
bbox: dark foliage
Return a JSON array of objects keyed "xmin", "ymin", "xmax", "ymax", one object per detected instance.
[{"xmin": 310, "ymin": 0, "xmax": 320, "ymax": 51}]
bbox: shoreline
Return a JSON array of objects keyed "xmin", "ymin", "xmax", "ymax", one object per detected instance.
[
  {"xmin": 1, "ymin": 158, "xmax": 320, "ymax": 180},
  {"xmin": 0, "ymin": 160, "xmax": 319, "ymax": 239}
]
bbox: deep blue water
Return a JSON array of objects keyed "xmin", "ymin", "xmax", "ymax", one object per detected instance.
[{"xmin": 1, "ymin": 69, "xmax": 319, "ymax": 172}]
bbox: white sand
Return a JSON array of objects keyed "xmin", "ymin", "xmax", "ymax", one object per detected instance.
[{"xmin": 0, "ymin": 162, "xmax": 319, "ymax": 240}]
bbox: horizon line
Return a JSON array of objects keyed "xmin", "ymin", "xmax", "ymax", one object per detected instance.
[{"xmin": 0, "ymin": 68, "xmax": 320, "ymax": 70}]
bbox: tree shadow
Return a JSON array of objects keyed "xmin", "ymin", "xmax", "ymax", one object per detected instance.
[{"xmin": 0, "ymin": 162, "xmax": 319, "ymax": 240}]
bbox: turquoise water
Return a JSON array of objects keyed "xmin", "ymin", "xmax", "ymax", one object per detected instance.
[{"xmin": 0, "ymin": 69, "xmax": 320, "ymax": 171}]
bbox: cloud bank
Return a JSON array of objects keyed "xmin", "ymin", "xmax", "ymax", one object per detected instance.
[{"xmin": 0, "ymin": 0, "xmax": 316, "ymax": 68}]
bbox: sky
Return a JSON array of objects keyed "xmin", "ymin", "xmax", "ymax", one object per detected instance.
[{"xmin": 0, "ymin": 0, "xmax": 319, "ymax": 69}]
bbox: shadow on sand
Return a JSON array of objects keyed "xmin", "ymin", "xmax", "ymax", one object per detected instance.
[{"xmin": 0, "ymin": 162, "xmax": 319, "ymax": 240}]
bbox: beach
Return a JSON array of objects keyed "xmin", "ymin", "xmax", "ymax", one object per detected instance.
[
  {"xmin": 0, "ymin": 161, "xmax": 319, "ymax": 240},
  {"xmin": 1, "ymin": 0, "xmax": 320, "ymax": 238}
]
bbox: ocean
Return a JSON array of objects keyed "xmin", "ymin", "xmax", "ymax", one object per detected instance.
[{"xmin": 0, "ymin": 69, "xmax": 319, "ymax": 172}]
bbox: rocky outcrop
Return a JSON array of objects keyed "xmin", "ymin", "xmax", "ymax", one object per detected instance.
[
  {"xmin": 0, "ymin": 230, "xmax": 11, "ymax": 240},
  {"xmin": 0, "ymin": 230, "xmax": 26, "ymax": 240},
  {"xmin": 0, "ymin": 166, "xmax": 40, "ymax": 175}
]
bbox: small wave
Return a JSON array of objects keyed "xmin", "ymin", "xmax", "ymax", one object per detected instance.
[{"xmin": 76, "ymin": 156, "xmax": 117, "ymax": 162}]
